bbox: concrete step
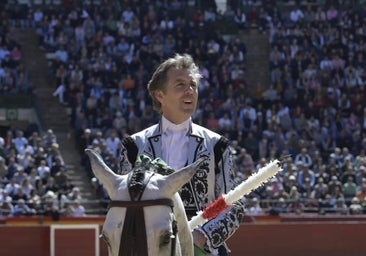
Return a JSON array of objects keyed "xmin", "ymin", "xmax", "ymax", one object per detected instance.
[
  {"xmin": 12, "ymin": 28, "xmax": 99, "ymax": 212},
  {"xmin": 241, "ymin": 28, "xmax": 271, "ymax": 98}
]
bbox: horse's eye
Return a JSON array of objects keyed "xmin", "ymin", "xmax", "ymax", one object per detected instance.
[{"xmin": 160, "ymin": 232, "xmax": 172, "ymax": 246}]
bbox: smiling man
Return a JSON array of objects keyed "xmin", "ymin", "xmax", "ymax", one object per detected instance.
[{"xmin": 119, "ymin": 53, "xmax": 245, "ymax": 255}]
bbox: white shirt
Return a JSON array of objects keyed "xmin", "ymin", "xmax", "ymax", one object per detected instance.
[
  {"xmin": 106, "ymin": 135, "xmax": 121, "ymax": 157},
  {"xmin": 69, "ymin": 203, "xmax": 85, "ymax": 217},
  {"xmin": 161, "ymin": 116, "xmax": 190, "ymax": 170},
  {"xmin": 37, "ymin": 165, "xmax": 50, "ymax": 178},
  {"xmin": 290, "ymin": 9, "xmax": 304, "ymax": 22},
  {"xmin": 218, "ymin": 117, "xmax": 232, "ymax": 129},
  {"xmin": 33, "ymin": 10, "xmax": 43, "ymax": 23},
  {"xmin": 239, "ymin": 106, "xmax": 257, "ymax": 121}
]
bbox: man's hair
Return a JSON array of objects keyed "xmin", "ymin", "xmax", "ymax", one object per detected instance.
[{"xmin": 147, "ymin": 53, "xmax": 202, "ymax": 113}]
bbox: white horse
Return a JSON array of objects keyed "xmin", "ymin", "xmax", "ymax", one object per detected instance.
[{"xmin": 85, "ymin": 149, "xmax": 207, "ymax": 256}]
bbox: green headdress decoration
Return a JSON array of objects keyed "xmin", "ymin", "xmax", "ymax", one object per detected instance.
[{"xmin": 134, "ymin": 154, "xmax": 175, "ymax": 175}]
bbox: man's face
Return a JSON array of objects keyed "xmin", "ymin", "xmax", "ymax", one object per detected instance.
[{"xmin": 156, "ymin": 68, "xmax": 198, "ymax": 124}]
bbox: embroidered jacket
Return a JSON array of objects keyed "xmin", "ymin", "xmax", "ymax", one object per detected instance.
[{"xmin": 120, "ymin": 120, "xmax": 245, "ymax": 252}]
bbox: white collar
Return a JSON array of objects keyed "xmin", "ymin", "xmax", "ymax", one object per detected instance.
[{"xmin": 162, "ymin": 116, "xmax": 190, "ymax": 134}]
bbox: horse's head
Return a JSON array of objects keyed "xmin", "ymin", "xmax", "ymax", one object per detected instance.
[{"xmin": 85, "ymin": 149, "xmax": 207, "ymax": 256}]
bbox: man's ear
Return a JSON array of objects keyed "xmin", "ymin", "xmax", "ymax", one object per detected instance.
[{"xmin": 155, "ymin": 90, "xmax": 164, "ymax": 102}]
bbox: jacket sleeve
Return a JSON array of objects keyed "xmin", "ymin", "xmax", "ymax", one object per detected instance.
[{"xmin": 200, "ymin": 137, "xmax": 246, "ymax": 251}]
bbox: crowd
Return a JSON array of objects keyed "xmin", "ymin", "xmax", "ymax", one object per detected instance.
[
  {"xmin": 0, "ymin": 128, "xmax": 86, "ymax": 217},
  {"xmin": 0, "ymin": 0, "xmax": 366, "ymax": 216},
  {"xmin": 0, "ymin": 15, "xmax": 31, "ymax": 94}
]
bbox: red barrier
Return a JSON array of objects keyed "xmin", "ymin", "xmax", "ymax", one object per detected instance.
[
  {"xmin": 1, "ymin": 215, "xmax": 366, "ymax": 256},
  {"xmin": 0, "ymin": 226, "xmax": 49, "ymax": 256},
  {"xmin": 0, "ymin": 216, "xmax": 107, "ymax": 256},
  {"xmin": 228, "ymin": 222, "xmax": 366, "ymax": 256}
]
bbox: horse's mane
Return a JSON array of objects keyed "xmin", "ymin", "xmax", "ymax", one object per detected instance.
[{"xmin": 128, "ymin": 160, "xmax": 151, "ymax": 201}]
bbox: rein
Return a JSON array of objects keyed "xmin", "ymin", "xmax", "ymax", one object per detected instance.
[
  {"xmin": 108, "ymin": 170, "xmax": 178, "ymax": 256},
  {"xmin": 109, "ymin": 199, "xmax": 174, "ymax": 208}
]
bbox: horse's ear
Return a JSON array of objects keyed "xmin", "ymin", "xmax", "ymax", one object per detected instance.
[
  {"xmin": 161, "ymin": 156, "xmax": 208, "ymax": 196},
  {"xmin": 85, "ymin": 148, "xmax": 119, "ymax": 196}
]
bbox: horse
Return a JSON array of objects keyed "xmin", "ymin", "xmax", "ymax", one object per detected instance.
[{"xmin": 85, "ymin": 148, "xmax": 207, "ymax": 256}]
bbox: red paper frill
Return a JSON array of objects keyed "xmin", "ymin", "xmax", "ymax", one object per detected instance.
[{"xmin": 202, "ymin": 196, "xmax": 228, "ymax": 220}]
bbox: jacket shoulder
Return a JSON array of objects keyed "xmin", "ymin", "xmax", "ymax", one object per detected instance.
[
  {"xmin": 131, "ymin": 124, "xmax": 159, "ymax": 141},
  {"xmin": 191, "ymin": 123, "xmax": 222, "ymax": 141}
]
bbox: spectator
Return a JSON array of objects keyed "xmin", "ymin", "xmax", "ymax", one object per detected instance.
[
  {"xmin": 27, "ymin": 167, "xmax": 39, "ymax": 186},
  {"xmin": 271, "ymin": 197, "xmax": 290, "ymax": 214},
  {"xmin": 334, "ymin": 197, "xmax": 349, "ymax": 215},
  {"xmin": 238, "ymin": 101, "xmax": 257, "ymax": 131},
  {"xmin": 218, "ymin": 112, "xmax": 233, "ymax": 132},
  {"xmin": 349, "ymin": 197, "xmax": 363, "ymax": 214},
  {"xmin": 52, "ymin": 83, "xmax": 66, "ymax": 104},
  {"xmin": 0, "ymin": 189, "xmax": 12, "ymax": 205},
  {"xmin": 289, "ymin": 5, "xmax": 304, "ymax": 24},
  {"xmin": 234, "ymin": 8, "xmax": 246, "ymax": 30},
  {"xmin": 60, "ymin": 178, "xmax": 74, "ymax": 196},
  {"xmin": 326, "ymin": 5, "xmax": 339, "ymax": 22},
  {"xmin": 297, "ymin": 163, "xmax": 316, "ymax": 191},
  {"xmin": 288, "ymin": 194, "xmax": 305, "ymax": 214},
  {"xmin": 12, "ymin": 186, "xmax": 29, "ymax": 202},
  {"xmin": 4, "ymin": 177, "xmax": 20, "ymax": 198},
  {"xmin": 37, "ymin": 160, "xmax": 50, "ymax": 179},
  {"xmin": 311, "ymin": 177, "xmax": 328, "ymax": 199},
  {"xmin": 34, "ymin": 177, "xmax": 46, "ymax": 197},
  {"xmin": 319, "ymin": 194, "xmax": 336, "ymax": 214},
  {"xmin": 11, "ymin": 199, "xmax": 36, "ymax": 216},
  {"xmin": 54, "ymin": 167, "xmax": 69, "ymax": 189},
  {"xmin": 13, "ymin": 130, "xmax": 28, "ymax": 155},
  {"xmin": 112, "ymin": 111, "xmax": 127, "ymax": 132},
  {"xmin": 0, "ymin": 198, "xmax": 14, "ymax": 216},
  {"xmin": 204, "ymin": 6, "xmax": 217, "ymax": 23},
  {"xmin": 67, "ymin": 200, "xmax": 86, "ymax": 217},
  {"xmin": 314, "ymin": 5, "xmax": 326, "ymax": 21},
  {"xmin": 41, "ymin": 190, "xmax": 60, "ymax": 219},
  {"xmin": 222, "ymin": 4, "xmax": 235, "ymax": 21},
  {"xmin": 295, "ymin": 148, "xmax": 313, "ymax": 168},
  {"xmin": 242, "ymin": 131, "xmax": 259, "ymax": 159},
  {"xmin": 44, "ymin": 177, "xmax": 59, "ymax": 194},
  {"xmin": 18, "ymin": 149, "xmax": 35, "ymax": 171},
  {"xmin": 247, "ymin": 197, "xmax": 264, "ymax": 215},
  {"xmin": 13, "ymin": 166, "xmax": 28, "ymax": 185},
  {"xmin": 49, "ymin": 156, "xmax": 65, "ymax": 177},
  {"xmin": 67, "ymin": 187, "xmax": 82, "ymax": 201},
  {"xmin": 355, "ymin": 184, "xmax": 366, "ymax": 203},
  {"xmin": 19, "ymin": 178, "xmax": 33, "ymax": 198},
  {"xmin": 42, "ymin": 129, "xmax": 57, "ymax": 150},
  {"xmin": 343, "ymin": 176, "xmax": 357, "ymax": 200},
  {"xmin": 53, "ymin": 45, "xmax": 68, "ymax": 63},
  {"xmin": 105, "ymin": 130, "xmax": 121, "ymax": 158},
  {"xmin": 327, "ymin": 174, "xmax": 342, "ymax": 193}
]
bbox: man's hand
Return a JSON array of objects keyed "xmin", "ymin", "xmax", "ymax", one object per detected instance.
[{"xmin": 192, "ymin": 229, "xmax": 207, "ymax": 249}]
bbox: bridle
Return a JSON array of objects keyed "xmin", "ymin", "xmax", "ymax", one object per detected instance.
[{"xmin": 108, "ymin": 169, "xmax": 178, "ymax": 256}]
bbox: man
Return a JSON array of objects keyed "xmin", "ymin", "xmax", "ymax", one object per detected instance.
[{"xmin": 120, "ymin": 53, "xmax": 245, "ymax": 255}]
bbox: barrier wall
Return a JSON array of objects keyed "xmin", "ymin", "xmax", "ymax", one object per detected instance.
[
  {"xmin": 1, "ymin": 215, "xmax": 366, "ymax": 256},
  {"xmin": 228, "ymin": 222, "xmax": 366, "ymax": 256},
  {"xmin": 0, "ymin": 216, "xmax": 108, "ymax": 256}
]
